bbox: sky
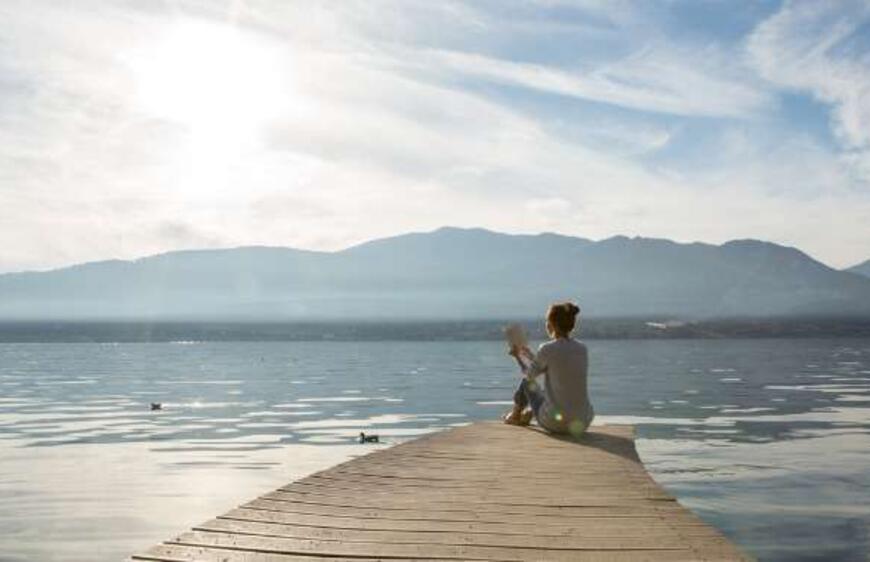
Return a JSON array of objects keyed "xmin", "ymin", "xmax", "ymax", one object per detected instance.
[{"xmin": 0, "ymin": 0, "xmax": 868, "ymax": 272}]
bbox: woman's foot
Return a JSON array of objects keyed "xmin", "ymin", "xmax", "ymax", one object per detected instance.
[
  {"xmin": 503, "ymin": 406, "xmax": 523, "ymax": 425},
  {"xmin": 504, "ymin": 406, "xmax": 534, "ymax": 426},
  {"xmin": 518, "ymin": 408, "xmax": 534, "ymax": 426}
]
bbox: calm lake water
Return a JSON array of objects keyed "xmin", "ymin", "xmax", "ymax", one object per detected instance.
[{"xmin": 1, "ymin": 338, "xmax": 869, "ymax": 561}]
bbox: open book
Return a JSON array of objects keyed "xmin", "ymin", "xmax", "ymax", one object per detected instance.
[{"xmin": 503, "ymin": 323, "xmax": 528, "ymax": 351}]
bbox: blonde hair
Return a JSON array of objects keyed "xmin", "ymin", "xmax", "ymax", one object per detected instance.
[{"xmin": 547, "ymin": 302, "xmax": 580, "ymax": 338}]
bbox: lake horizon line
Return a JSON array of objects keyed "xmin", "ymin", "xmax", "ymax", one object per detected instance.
[{"xmin": 2, "ymin": 316, "xmax": 870, "ymax": 343}]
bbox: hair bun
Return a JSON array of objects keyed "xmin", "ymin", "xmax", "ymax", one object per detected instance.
[{"xmin": 547, "ymin": 302, "xmax": 580, "ymax": 336}]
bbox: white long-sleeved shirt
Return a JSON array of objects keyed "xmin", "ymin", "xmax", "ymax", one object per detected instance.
[{"xmin": 524, "ymin": 337, "xmax": 595, "ymax": 434}]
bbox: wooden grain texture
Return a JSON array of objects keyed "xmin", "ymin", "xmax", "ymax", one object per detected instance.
[{"xmin": 130, "ymin": 422, "xmax": 752, "ymax": 561}]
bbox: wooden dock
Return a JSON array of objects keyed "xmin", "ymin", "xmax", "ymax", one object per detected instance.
[{"xmin": 131, "ymin": 422, "xmax": 750, "ymax": 561}]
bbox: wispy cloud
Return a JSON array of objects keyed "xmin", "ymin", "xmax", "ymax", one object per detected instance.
[
  {"xmin": 420, "ymin": 45, "xmax": 770, "ymax": 118},
  {"xmin": 748, "ymin": 0, "xmax": 870, "ymax": 180}
]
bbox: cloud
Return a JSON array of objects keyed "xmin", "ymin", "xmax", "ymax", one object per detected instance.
[
  {"xmin": 748, "ymin": 1, "xmax": 870, "ymax": 177},
  {"xmin": 420, "ymin": 45, "xmax": 770, "ymax": 118}
]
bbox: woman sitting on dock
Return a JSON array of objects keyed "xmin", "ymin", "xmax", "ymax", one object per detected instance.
[{"xmin": 506, "ymin": 302, "xmax": 594, "ymax": 436}]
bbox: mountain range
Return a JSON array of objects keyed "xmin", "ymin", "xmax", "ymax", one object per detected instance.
[
  {"xmin": 848, "ymin": 259, "xmax": 870, "ymax": 279},
  {"xmin": 1, "ymin": 227, "xmax": 869, "ymax": 320}
]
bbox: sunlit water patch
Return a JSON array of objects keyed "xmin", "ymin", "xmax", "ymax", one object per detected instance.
[{"xmin": 0, "ymin": 339, "xmax": 869, "ymax": 561}]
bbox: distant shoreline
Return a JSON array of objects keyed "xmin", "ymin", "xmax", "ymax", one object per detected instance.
[{"xmin": 1, "ymin": 317, "xmax": 869, "ymax": 342}]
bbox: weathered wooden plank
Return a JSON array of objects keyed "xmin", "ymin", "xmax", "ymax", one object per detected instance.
[
  {"xmin": 323, "ymin": 468, "xmax": 643, "ymax": 482},
  {"xmin": 302, "ymin": 471, "xmax": 659, "ymax": 487},
  {"xmin": 221, "ymin": 507, "xmax": 713, "ymax": 535},
  {"xmin": 134, "ymin": 541, "xmax": 717, "ymax": 562},
  {"xmin": 195, "ymin": 516, "xmax": 722, "ymax": 547},
  {"xmin": 131, "ymin": 423, "xmax": 751, "ymax": 561},
  {"xmin": 273, "ymin": 483, "xmax": 674, "ymax": 499},
  {"xmin": 290, "ymin": 473, "xmax": 662, "ymax": 489},
  {"xmin": 244, "ymin": 497, "xmax": 695, "ymax": 521},
  {"xmin": 260, "ymin": 490, "xmax": 677, "ymax": 509},
  {"xmin": 168, "ymin": 530, "xmax": 696, "ymax": 561},
  {"xmin": 242, "ymin": 498, "xmax": 702, "ymax": 526},
  {"xmin": 131, "ymin": 543, "xmax": 438, "ymax": 561}
]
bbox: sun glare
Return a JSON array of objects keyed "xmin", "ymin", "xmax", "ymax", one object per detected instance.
[
  {"xmin": 125, "ymin": 20, "xmax": 288, "ymax": 197},
  {"xmin": 129, "ymin": 20, "xmax": 285, "ymax": 136}
]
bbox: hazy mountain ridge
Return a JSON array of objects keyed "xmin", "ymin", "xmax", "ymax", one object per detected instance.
[
  {"xmin": 1, "ymin": 227, "xmax": 869, "ymax": 319},
  {"xmin": 848, "ymin": 259, "xmax": 870, "ymax": 278}
]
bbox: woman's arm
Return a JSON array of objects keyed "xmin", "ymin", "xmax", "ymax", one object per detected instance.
[
  {"xmin": 509, "ymin": 345, "xmax": 545, "ymax": 379},
  {"xmin": 508, "ymin": 346, "xmax": 528, "ymax": 371},
  {"xmin": 511, "ymin": 350, "xmax": 529, "ymax": 372}
]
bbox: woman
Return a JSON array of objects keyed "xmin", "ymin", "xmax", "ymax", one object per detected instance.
[{"xmin": 506, "ymin": 302, "xmax": 594, "ymax": 436}]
